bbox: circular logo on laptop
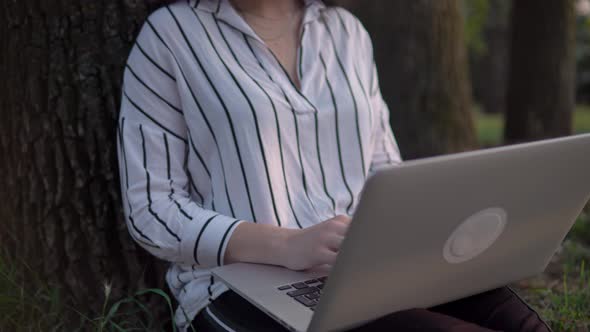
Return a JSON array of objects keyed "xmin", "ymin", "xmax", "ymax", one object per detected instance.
[{"xmin": 443, "ymin": 207, "xmax": 507, "ymax": 264}]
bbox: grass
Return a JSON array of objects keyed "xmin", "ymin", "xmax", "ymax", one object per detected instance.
[
  {"xmin": 475, "ymin": 110, "xmax": 503, "ymax": 147},
  {"xmin": 0, "ymin": 250, "xmax": 66, "ymax": 331},
  {"xmin": 514, "ymin": 239, "xmax": 590, "ymax": 331},
  {"xmin": 0, "ymin": 248, "xmax": 185, "ymax": 332},
  {"xmin": 543, "ymin": 267, "xmax": 590, "ymax": 331},
  {"xmin": 475, "ymin": 105, "xmax": 590, "ymax": 147},
  {"xmin": 527, "ymin": 264, "xmax": 590, "ymax": 331},
  {"xmin": 575, "ymin": 105, "xmax": 590, "ymax": 133},
  {"xmin": 572, "ymin": 207, "xmax": 590, "ymax": 248}
]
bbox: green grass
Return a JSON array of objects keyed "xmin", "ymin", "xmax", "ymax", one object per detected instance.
[
  {"xmin": 0, "ymin": 249, "xmax": 186, "ymax": 332},
  {"xmin": 0, "ymin": 250, "xmax": 66, "ymax": 331},
  {"xmin": 575, "ymin": 105, "xmax": 590, "ymax": 133},
  {"xmin": 527, "ymin": 265, "xmax": 590, "ymax": 331},
  {"xmin": 572, "ymin": 209, "xmax": 590, "ymax": 247},
  {"xmin": 474, "ymin": 109, "xmax": 503, "ymax": 147},
  {"xmin": 475, "ymin": 105, "xmax": 590, "ymax": 147},
  {"xmin": 516, "ymin": 242, "xmax": 590, "ymax": 331}
]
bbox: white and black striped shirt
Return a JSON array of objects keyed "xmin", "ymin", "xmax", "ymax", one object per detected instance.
[{"xmin": 117, "ymin": 0, "xmax": 401, "ymax": 329}]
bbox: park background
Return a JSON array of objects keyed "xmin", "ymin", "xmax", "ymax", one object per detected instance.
[{"xmin": 1, "ymin": 0, "xmax": 589, "ymax": 331}]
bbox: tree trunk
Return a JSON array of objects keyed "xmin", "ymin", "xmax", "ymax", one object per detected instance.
[
  {"xmin": 339, "ymin": 0, "xmax": 477, "ymax": 159},
  {"xmin": 504, "ymin": 0, "xmax": 576, "ymax": 143},
  {"xmin": 0, "ymin": 0, "xmax": 170, "ymax": 328}
]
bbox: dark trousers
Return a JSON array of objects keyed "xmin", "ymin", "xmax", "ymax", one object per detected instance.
[{"xmin": 191, "ymin": 287, "xmax": 551, "ymax": 332}]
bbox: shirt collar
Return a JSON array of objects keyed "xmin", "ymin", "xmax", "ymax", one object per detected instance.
[{"xmin": 191, "ymin": 0, "xmax": 325, "ymax": 42}]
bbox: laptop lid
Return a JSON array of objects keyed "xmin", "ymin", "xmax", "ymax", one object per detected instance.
[{"xmin": 309, "ymin": 133, "xmax": 590, "ymax": 331}]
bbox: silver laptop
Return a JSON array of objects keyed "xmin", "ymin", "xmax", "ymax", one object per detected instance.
[{"xmin": 213, "ymin": 133, "xmax": 590, "ymax": 332}]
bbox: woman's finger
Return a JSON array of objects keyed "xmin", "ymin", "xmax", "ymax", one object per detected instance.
[
  {"xmin": 318, "ymin": 249, "xmax": 338, "ymax": 266},
  {"xmin": 328, "ymin": 219, "xmax": 350, "ymax": 236},
  {"xmin": 325, "ymin": 234, "xmax": 345, "ymax": 251}
]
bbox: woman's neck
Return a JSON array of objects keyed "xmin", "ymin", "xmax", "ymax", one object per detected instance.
[{"xmin": 229, "ymin": 0, "xmax": 303, "ymax": 19}]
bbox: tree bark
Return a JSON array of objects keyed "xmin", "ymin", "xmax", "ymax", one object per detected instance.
[
  {"xmin": 505, "ymin": 0, "xmax": 576, "ymax": 143},
  {"xmin": 339, "ymin": 0, "xmax": 477, "ymax": 159},
  {"xmin": 0, "ymin": 0, "xmax": 170, "ymax": 328}
]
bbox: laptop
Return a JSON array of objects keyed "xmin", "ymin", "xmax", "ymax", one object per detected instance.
[{"xmin": 213, "ymin": 133, "xmax": 590, "ymax": 332}]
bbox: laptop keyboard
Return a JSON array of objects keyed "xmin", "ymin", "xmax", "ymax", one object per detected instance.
[{"xmin": 277, "ymin": 276, "xmax": 327, "ymax": 311}]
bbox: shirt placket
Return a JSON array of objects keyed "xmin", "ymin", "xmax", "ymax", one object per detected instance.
[{"xmin": 214, "ymin": 0, "xmax": 321, "ymax": 114}]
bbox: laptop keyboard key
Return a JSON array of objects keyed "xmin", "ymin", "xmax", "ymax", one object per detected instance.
[
  {"xmin": 295, "ymin": 295, "xmax": 316, "ymax": 307},
  {"xmin": 305, "ymin": 292, "xmax": 321, "ymax": 300},
  {"xmin": 287, "ymin": 287, "xmax": 318, "ymax": 297},
  {"xmin": 280, "ymin": 278, "xmax": 328, "ymax": 308}
]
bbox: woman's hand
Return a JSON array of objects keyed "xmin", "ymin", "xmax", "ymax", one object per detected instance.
[
  {"xmin": 280, "ymin": 215, "xmax": 351, "ymax": 271},
  {"xmin": 224, "ymin": 215, "xmax": 351, "ymax": 271}
]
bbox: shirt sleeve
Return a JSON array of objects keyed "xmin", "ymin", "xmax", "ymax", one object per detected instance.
[
  {"xmin": 341, "ymin": 8, "xmax": 402, "ymax": 177},
  {"xmin": 366, "ymin": 61, "xmax": 403, "ymax": 177},
  {"xmin": 117, "ymin": 16, "xmax": 245, "ymax": 268}
]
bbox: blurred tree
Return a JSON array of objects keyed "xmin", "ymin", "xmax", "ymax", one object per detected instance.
[
  {"xmin": 468, "ymin": 0, "xmax": 512, "ymax": 114},
  {"xmin": 339, "ymin": 0, "xmax": 477, "ymax": 159},
  {"xmin": 0, "ymin": 1, "xmax": 169, "ymax": 328},
  {"xmin": 575, "ymin": 14, "xmax": 590, "ymax": 103},
  {"xmin": 463, "ymin": 0, "xmax": 490, "ymax": 56},
  {"xmin": 505, "ymin": 0, "xmax": 576, "ymax": 142}
]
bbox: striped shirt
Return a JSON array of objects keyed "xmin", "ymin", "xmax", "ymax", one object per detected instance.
[{"xmin": 116, "ymin": 0, "xmax": 402, "ymax": 329}]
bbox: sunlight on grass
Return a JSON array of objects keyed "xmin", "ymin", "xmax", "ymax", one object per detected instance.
[
  {"xmin": 574, "ymin": 105, "xmax": 590, "ymax": 133},
  {"xmin": 474, "ymin": 109, "xmax": 503, "ymax": 147},
  {"xmin": 474, "ymin": 105, "xmax": 590, "ymax": 148}
]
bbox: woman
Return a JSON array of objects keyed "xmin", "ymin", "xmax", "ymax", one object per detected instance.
[{"xmin": 117, "ymin": 0, "xmax": 551, "ymax": 331}]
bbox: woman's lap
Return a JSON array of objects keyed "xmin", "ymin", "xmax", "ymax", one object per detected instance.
[
  {"xmin": 192, "ymin": 291, "xmax": 285, "ymax": 332},
  {"xmin": 429, "ymin": 287, "xmax": 550, "ymax": 331},
  {"xmin": 354, "ymin": 287, "xmax": 551, "ymax": 332},
  {"xmin": 190, "ymin": 287, "xmax": 551, "ymax": 332}
]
